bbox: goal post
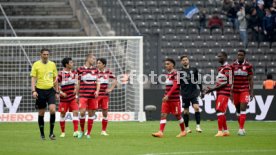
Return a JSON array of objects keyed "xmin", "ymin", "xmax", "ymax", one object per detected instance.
[{"xmin": 0, "ymin": 36, "xmax": 146, "ymax": 122}]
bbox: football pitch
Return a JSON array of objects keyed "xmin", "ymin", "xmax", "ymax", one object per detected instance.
[{"xmin": 0, "ymin": 121, "xmax": 276, "ymax": 155}]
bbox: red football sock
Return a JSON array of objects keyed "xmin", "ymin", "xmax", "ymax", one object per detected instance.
[
  {"xmin": 159, "ymin": 119, "xmax": 166, "ymax": 132},
  {"xmin": 102, "ymin": 118, "xmax": 108, "ymax": 131},
  {"xmin": 237, "ymin": 113, "xmax": 240, "ymax": 125},
  {"xmin": 79, "ymin": 117, "xmax": 85, "ymax": 132},
  {"xmin": 60, "ymin": 117, "xmax": 65, "ymax": 133},
  {"xmin": 240, "ymin": 112, "xmax": 246, "ymax": 129},
  {"xmin": 217, "ymin": 114, "xmax": 223, "ymax": 131},
  {"xmin": 73, "ymin": 117, "xmax": 79, "ymax": 132},
  {"xmin": 222, "ymin": 115, "xmax": 228, "ymax": 130},
  {"xmin": 87, "ymin": 117, "xmax": 94, "ymax": 135},
  {"xmin": 176, "ymin": 115, "xmax": 185, "ymax": 132}
]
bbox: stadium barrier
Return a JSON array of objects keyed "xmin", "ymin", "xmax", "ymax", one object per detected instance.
[
  {"xmin": 0, "ymin": 89, "xmax": 275, "ymax": 122},
  {"xmin": 0, "ymin": 112, "xmax": 135, "ymax": 122},
  {"xmin": 144, "ymin": 89, "xmax": 276, "ymax": 121}
]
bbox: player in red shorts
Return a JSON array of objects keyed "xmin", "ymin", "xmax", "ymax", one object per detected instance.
[
  {"xmin": 58, "ymin": 57, "xmax": 79, "ymax": 138},
  {"xmin": 152, "ymin": 58, "xmax": 186, "ymax": 138},
  {"xmin": 231, "ymin": 49, "xmax": 253, "ymax": 136},
  {"xmin": 76, "ymin": 54, "xmax": 100, "ymax": 139},
  {"xmin": 96, "ymin": 58, "xmax": 117, "ymax": 136},
  {"xmin": 204, "ymin": 52, "xmax": 232, "ymax": 137}
]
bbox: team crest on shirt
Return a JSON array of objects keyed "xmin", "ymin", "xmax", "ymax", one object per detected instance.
[{"xmin": 243, "ymin": 66, "xmax": 247, "ymax": 70}]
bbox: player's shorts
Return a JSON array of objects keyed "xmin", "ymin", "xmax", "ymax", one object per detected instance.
[
  {"xmin": 35, "ymin": 87, "xmax": 56, "ymax": 109},
  {"xmin": 79, "ymin": 98, "xmax": 98, "ymax": 110},
  {"xmin": 58, "ymin": 99, "xmax": 78, "ymax": 113},
  {"xmin": 161, "ymin": 101, "xmax": 181, "ymax": 115},
  {"xmin": 97, "ymin": 96, "xmax": 109, "ymax": 110},
  {"xmin": 182, "ymin": 97, "xmax": 198, "ymax": 109},
  {"xmin": 233, "ymin": 92, "xmax": 250, "ymax": 105},
  {"xmin": 216, "ymin": 95, "xmax": 229, "ymax": 113}
]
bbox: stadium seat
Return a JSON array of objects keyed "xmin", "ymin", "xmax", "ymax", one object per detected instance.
[
  {"xmin": 267, "ymin": 68, "xmax": 276, "ymax": 74},
  {"xmin": 123, "ymin": 1, "xmax": 133, "ymax": 7},
  {"xmin": 149, "ymin": 21, "xmax": 159, "ymax": 29},
  {"xmin": 136, "ymin": 1, "xmax": 146, "ymax": 8},
  {"xmin": 145, "ymin": 14, "xmax": 155, "ymax": 21},
  {"xmin": 169, "ymin": 0, "xmax": 179, "ymax": 7},
  {"xmin": 140, "ymin": 8, "xmax": 150, "ymax": 15},
  {"xmin": 200, "ymin": 28, "xmax": 210, "ymax": 35},
  {"xmin": 152, "ymin": 8, "xmax": 162, "ymax": 15},
  {"xmin": 163, "ymin": 8, "xmax": 173, "ymax": 14},
  {"xmin": 157, "ymin": 14, "xmax": 167, "ymax": 22},
  {"xmin": 259, "ymin": 42, "xmax": 270, "ymax": 49},
  {"xmin": 147, "ymin": 1, "xmax": 157, "ymax": 7},
  {"xmin": 168, "ymin": 15, "xmax": 179, "ymax": 21},
  {"xmin": 161, "ymin": 21, "xmax": 172, "ymax": 28},
  {"xmin": 159, "ymin": 0, "xmax": 169, "ymax": 7},
  {"xmin": 176, "ymin": 28, "xmax": 187, "ymax": 35},
  {"xmin": 173, "ymin": 21, "xmax": 185, "ymax": 28}
]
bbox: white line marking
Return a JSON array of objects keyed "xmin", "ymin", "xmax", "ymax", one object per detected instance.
[{"xmin": 140, "ymin": 149, "xmax": 276, "ymax": 155}]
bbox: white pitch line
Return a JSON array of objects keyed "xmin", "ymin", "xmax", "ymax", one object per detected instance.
[{"xmin": 141, "ymin": 149, "xmax": 276, "ymax": 155}]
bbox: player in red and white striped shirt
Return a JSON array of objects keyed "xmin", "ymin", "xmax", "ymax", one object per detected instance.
[
  {"xmin": 96, "ymin": 58, "xmax": 117, "ymax": 136},
  {"xmin": 57, "ymin": 57, "xmax": 79, "ymax": 138},
  {"xmin": 76, "ymin": 54, "xmax": 100, "ymax": 139},
  {"xmin": 152, "ymin": 58, "xmax": 186, "ymax": 138},
  {"xmin": 204, "ymin": 52, "xmax": 232, "ymax": 137},
  {"xmin": 231, "ymin": 50, "xmax": 254, "ymax": 136}
]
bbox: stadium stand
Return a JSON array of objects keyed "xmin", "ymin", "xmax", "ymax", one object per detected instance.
[
  {"xmin": 97, "ymin": 0, "xmax": 276, "ymax": 86},
  {"xmin": 1, "ymin": 0, "xmax": 276, "ymax": 87}
]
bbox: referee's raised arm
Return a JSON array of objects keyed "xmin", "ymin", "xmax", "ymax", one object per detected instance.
[{"xmin": 30, "ymin": 48, "xmax": 58, "ymax": 140}]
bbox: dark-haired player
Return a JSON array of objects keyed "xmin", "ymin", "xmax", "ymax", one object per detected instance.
[
  {"xmin": 179, "ymin": 55, "xmax": 203, "ymax": 133},
  {"xmin": 152, "ymin": 58, "xmax": 186, "ymax": 138},
  {"xmin": 204, "ymin": 52, "xmax": 232, "ymax": 137},
  {"xmin": 231, "ymin": 49, "xmax": 253, "ymax": 136},
  {"xmin": 57, "ymin": 57, "xmax": 79, "ymax": 138},
  {"xmin": 96, "ymin": 58, "xmax": 117, "ymax": 136}
]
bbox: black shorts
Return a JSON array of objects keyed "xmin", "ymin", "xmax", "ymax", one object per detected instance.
[
  {"xmin": 182, "ymin": 97, "xmax": 199, "ymax": 109},
  {"xmin": 35, "ymin": 87, "xmax": 56, "ymax": 109}
]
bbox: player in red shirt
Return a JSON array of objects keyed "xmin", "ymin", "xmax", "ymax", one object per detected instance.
[
  {"xmin": 204, "ymin": 52, "xmax": 232, "ymax": 137},
  {"xmin": 96, "ymin": 58, "xmax": 117, "ymax": 136},
  {"xmin": 57, "ymin": 57, "xmax": 79, "ymax": 138},
  {"xmin": 231, "ymin": 50, "xmax": 254, "ymax": 136},
  {"xmin": 76, "ymin": 54, "xmax": 100, "ymax": 139},
  {"xmin": 152, "ymin": 58, "xmax": 186, "ymax": 138}
]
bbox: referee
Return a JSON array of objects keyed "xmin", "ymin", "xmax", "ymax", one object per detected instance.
[
  {"xmin": 31, "ymin": 48, "xmax": 58, "ymax": 140},
  {"xmin": 179, "ymin": 55, "xmax": 203, "ymax": 133}
]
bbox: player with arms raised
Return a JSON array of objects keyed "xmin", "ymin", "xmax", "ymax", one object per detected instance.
[
  {"xmin": 203, "ymin": 52, "xmax": 232, "ymax": 137},
  {"xmin": 96, "ymin": 58, "xmax": 117, "ymax": 136},
  {"xmin": 57, "ymin": 57, "xmax": 79, "ymax": 138},
  {"xmin": 76, "ymin": 54, "xmax": 100, "ymax": 139},
  {"xmin": 231, "ymin": 50, "xmax": 254, "ymax": 136},
  {"xmin": 152, "ymin": 58, "xmax": 186, "ymax": 138}
]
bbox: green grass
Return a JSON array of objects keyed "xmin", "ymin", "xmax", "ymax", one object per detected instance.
[{"xmin": 0, "ymin": 121, "xmax": 276, "ymax": 155}]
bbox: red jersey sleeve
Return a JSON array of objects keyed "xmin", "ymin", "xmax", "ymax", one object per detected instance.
[
  {"xmin": 248, "ymin": 64, "xmax": 253, "ymax": 75},
  {"xmin": 58, "ymin": 71, "xmax": 62, "ymax": 83},
  {"xmin": 109, "ymin": 70, "xmax": 115, "ymax": 79},
  {"xmin": 77, "ymin": 67, "xmax": 82, "ymax": 80}
]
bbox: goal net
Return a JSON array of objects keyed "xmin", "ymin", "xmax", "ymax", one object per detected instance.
[{"xmin": 0, "ymin": 37, "xmax": 145, "ymax": 122}]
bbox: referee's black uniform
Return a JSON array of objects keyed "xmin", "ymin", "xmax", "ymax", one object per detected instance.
[{"xmin": 179, "ymin": 66, "xmax": 202, "ymax": 128}]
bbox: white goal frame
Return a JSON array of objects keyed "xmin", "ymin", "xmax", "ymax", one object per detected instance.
[{"xmin": 0, "ymin": 36, "xmax": 146, "ymax": 122}]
